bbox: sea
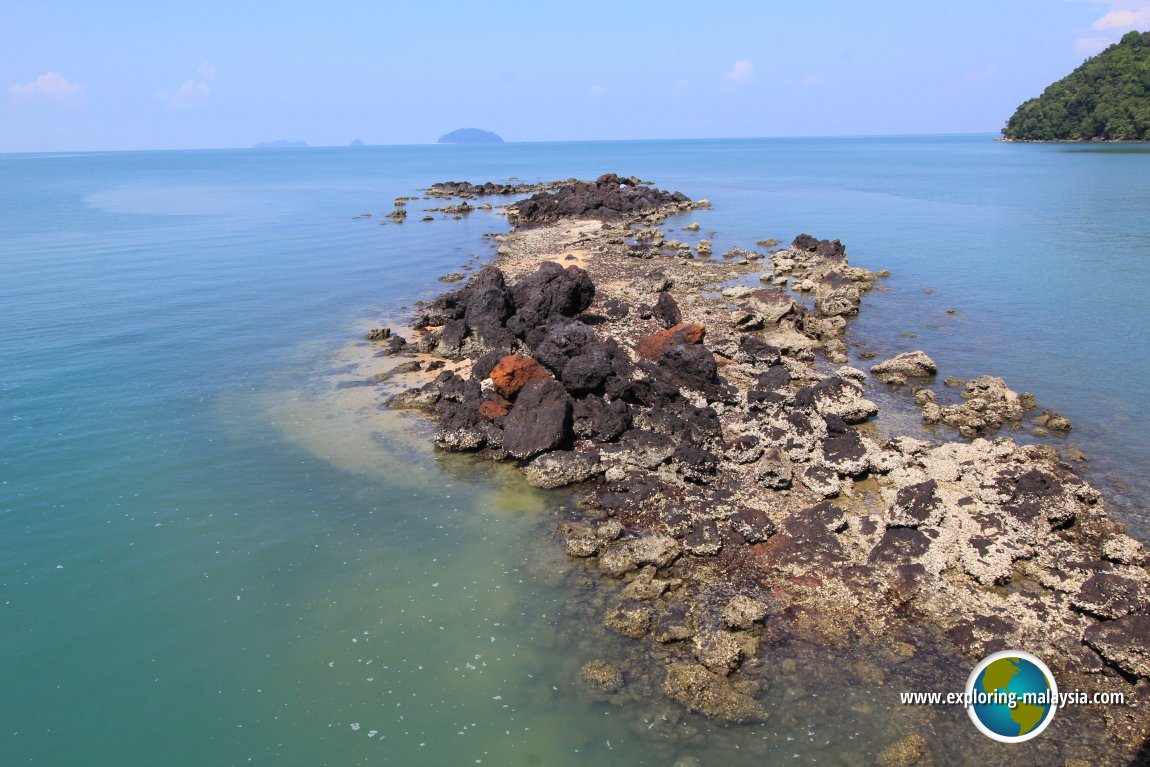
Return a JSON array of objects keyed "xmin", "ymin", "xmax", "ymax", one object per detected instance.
[{"xmin": 2, "ymin": 136, "xmax": 1148, "ymax": 766}]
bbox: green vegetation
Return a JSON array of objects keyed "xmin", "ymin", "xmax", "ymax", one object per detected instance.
[{"xmin": 1003, "ymin": 30, "xmax": 1150, "ymax": 140}]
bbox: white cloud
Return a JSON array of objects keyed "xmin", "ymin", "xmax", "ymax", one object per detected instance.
[
  {"xmin": 160, "ymin": 63, "xmax": 216, "ymax": 108},
  {"xmin": 1069, "ymin": 2, "xmax": 1149, "ymax": 55},
  {"xmin": 1092, "ymin": 6, "xmax": 1150, "ymax": 29},
  {"xmin": 9, "ymin": 72, "xmax": 85, "ymax": 104},
  {"xmin": 163, "ymin": 79, "xmax": 211, "ymax": 108},
  {"xmin": 722, "ymin": 60, "xmax": 754, "ymax": 90}
]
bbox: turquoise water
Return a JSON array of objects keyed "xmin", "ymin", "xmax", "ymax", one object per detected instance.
[{"xmin": 2, "ymin": 138, "xmax": 1148, "ymax": 765}]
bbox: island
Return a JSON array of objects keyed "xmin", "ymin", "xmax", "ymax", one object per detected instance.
[
  {"xmin": 437, "ymin": 127, "xmax": 504, "ymax": 144},
  {"xmin": 1002, "ymin": 30, "xmax": 1150, "ymax": 141}
]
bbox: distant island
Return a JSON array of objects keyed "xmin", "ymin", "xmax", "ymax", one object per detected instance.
[
  {"xmin": 253, "ymin": 140, "xmax": 308, "ymax": 149},
  {"xmin": 437, "ymin": 128, "xmax": 504, "ymax": 144},
  {"xmin": 1003, "ymin": 30, "xmax": 1150, "ymax": 141}
]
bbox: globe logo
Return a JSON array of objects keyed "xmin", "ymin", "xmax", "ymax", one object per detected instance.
[{"xmin": 966, "ymin": 650, "xmax": 1058, "ymax": 742}]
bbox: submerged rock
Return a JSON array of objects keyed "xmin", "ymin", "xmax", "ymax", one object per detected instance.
[
  {"xmin": 522, "ymin": 450, "xmax": 601, "ymax": 488},
  {"xmin": 662, "ymin": 662, "xmax": 766, "ymax": 722},
  {"xmin": 692, "ymin": 629, "xmax": 743, "ymax": 674},
  {"xmin": 871, "ymin": 351, "xmax": 938, "ymax": 384},
  {"xmin": 720, "ymin": 595, "xmax": 770, "ymax": 630},
  {"xmin": 604, "ymin": 599, "xmax": 653, "ymax": 639},
  {"xmin": 876, "ymin": 733, "xmax": 929, "ymax": 767},
  {"xmin": 580, "ymin": 659, "xmax": 625, "ymax": 692}
]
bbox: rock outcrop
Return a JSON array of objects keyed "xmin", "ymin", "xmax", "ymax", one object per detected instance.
[
  {"xmin": 373, "ymin": 177, "xmax": 1145, "ymax": 765},
  {"xmin": 508, "ymin": 173, "xmax": 703, "ymax": 225}
]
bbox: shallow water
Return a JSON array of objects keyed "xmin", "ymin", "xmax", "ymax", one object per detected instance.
[{"xmin": 2, "ymin": 139, "xmax": 1147, "ymax": 765}]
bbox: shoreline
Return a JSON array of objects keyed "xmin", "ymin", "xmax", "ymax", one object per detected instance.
[
  {"xmin": 996, "ymin": 137, "xmax": 1150, "ymax": 143},
  {"xmin": 371, "ymin": 174, "xmax": 1149, "ymax": 764}
]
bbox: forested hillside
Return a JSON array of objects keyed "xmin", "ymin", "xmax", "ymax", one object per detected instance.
[{"xmin": 1003, "ymin": 30, "xmax": 1150, "ymax": 140}]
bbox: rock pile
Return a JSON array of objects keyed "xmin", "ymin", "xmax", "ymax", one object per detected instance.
[
  {"xmin": 508, "ymin": 173, "xmax": 700, "ymax": 225},
  {"xmin": 375, "ymin": 178, "xmax": 1148, "ymax": 762}
]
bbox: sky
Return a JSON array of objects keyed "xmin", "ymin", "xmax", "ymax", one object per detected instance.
[{"xmin": 2, "ymin": 0, "xmax": 1149, "ymax": 152}]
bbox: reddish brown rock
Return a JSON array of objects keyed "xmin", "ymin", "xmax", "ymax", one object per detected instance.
[
  {"xmin": 489, "ymin": 354, "xmax": 552, "ymax": 397},
  {"xmin": 477, "ymin": 398, "xmax": 511, "ymax": 420},
  {"xmin": 636, "ymin": 322, "xmax": 706, "ymax": 361}
]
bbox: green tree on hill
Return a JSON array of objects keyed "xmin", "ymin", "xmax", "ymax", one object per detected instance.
[{"xmin": 1003, "ymin": 30, "xmax": 1150, "ymax": 140}]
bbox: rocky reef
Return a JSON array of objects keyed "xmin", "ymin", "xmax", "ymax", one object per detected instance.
[{"xmin": 375, "ymin": 175, "xmax": 1150, "ymax": 765}]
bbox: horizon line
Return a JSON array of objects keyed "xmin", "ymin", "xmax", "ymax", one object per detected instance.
[{"xmin": 0, "ymin": 132, "xmax": 1011, "ymax": 157}]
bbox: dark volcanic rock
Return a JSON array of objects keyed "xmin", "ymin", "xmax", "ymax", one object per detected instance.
[
  {"xmin": 501, "ymin": 379, "xmax": 573, "ymax": 459},
  {"xmin": 601, "ymin": 297, "xmax": 631, "ymax": 319},
  {"xmin": 748, "ymin": 366, "xmax": 792, "ymax": 409},
  {"xmin": 886, "ymin": 480, "xmax": 943, "ymax": 528},
  {"xmin": 819, "ymin": 414, "xmax": 869, "ymax": 476},
  {"xmin": 471, "ymin": 348, "xmax": 510, "ymax": 382},
  {"xmin": 572, "ymin": 396, "xmax": 632, "ymax": 442},
  {"xmin": 870, "ymin": 527, "xmax": 935, "ymax": 565},
  {"xmin": 736, "ymin": 335, "xmax": 782, "ymax": 367},
  {"xmin": 652, "ymin": 291, "xmax": 682, "ymax": 328},
  {"xmin": 433, "ymin": 319, "xmax": 472, "ymax": 359},
  {"xmin": 791, "ymin": 233, "xmax": 846, "ymax": 259},
  {"xmin": 506, "ymin": 262, "xmax": 595, "ymax": 337},
  {"xmin": 654, "ymin": 342, "xmax": 718, "ymax": 392},
  {"xmin": 463, "ymin": 268, "xmax": 514, "ymax": 322},
  {"xmin": 434, "ymin": 401, "xmax": 487, "ymax": 451},
  {"xmin": 671, "ymin": 444, "xmax": 719, "ymax": 484},
  {"xmin": 756, "ymin": 447, "xmax": 794, "ymax": 489},
  {"xmin": 561, "ymin": 341, "xmax": 620, "ymax": 394},
  {"xmin": 509, "ymin": 173, "xmax": 692, "ymax": 225},
  {"xmin": 1083, "ymin": 614, "xmax": 1150, "ymax": 679},
  {"xmin": 1073, "ymin": 573, "xmax": 1148, "ymax": 619},
  {"xmin": 417, "ymin": 268, "xmax": 517, "ymax": 356},
  {"xmin": 805, "ymin": 376, "xmax": 878, "ymax": 424},
  {"xmin": 754, "ymin": 510, "xmax": 848, "ymax": 568},
  {"xmin": 685, "ymin": 519, "xmax": 724, "ymax": 555},
  {"xmin": 730, "ymin": 506, "xmax": 777, "ymax": 543},
  {"xmin": 621, "ymin": 429, "xmax": 677, "ymax": 469},
  {"xmin": 645, "ymin": 398, "xmax": 723, "ymax": 446},
  {"xmin": 436, "ymin": 371, "xmax": 480, "ymax": 404},
  {"xmin": 531, "ymin": 319, "xmax": 598, "ymax": 374}
]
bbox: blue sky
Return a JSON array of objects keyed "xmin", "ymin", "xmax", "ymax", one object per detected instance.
[{"xmin": 3, "ymin": 0, "xmax": 1148, "ymax": 152}]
